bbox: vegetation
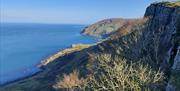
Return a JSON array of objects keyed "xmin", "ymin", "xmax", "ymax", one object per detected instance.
[
  {"xmin": 1, "ymin": 2, "xmax": 179, "ymax": 91},
  {"xmin": 53, "ymin": 70, "xmax": 85, "ymax": 90},
  {"xmin": 81, "ymin": 18, "xmax": 144, "ymax": 38},
  {"xmin": 54, "ymin": 54, "xmax": 165, "ymax": 91},
  {"xmin": 0, "ymin": 16, "xmax": 165, "ymax": 91},
  {"xmin": 155, "ymin": 1, "xmax": 180, "ymax": 7},
  {"xmin": 39, "ymin": 44, "xmax": 92, "ymax": 66}
]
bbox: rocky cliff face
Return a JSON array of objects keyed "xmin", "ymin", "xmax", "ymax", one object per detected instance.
[
  {"xmin": 0, "ymin": 2, "xmax": 179, "ymax": 91},
  {"xmin": 144, "ymin": 2, "xmax": 180, "ymax": 67},
  {"xmin": 144, "ymin": 2, "xmax": 180, "ymax": 90}
]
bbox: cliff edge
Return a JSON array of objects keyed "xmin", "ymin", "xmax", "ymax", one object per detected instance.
[{"xmin": 0, "ymin": 1, "xmax": 180, "ymax": 91}]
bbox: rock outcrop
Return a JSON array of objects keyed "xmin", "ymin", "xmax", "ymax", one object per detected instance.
[
  {"xmin": 0, "ymin": 1, "xmax": 179, "ymax": 91},
  {"xmin": 144, "ymin": 2, "xmax": 179, "ymax": 66},
  {"xmin": 144, "ymin": 2, "xmax": 180, "ymax": 90}
]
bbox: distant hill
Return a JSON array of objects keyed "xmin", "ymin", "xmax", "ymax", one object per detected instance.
[
  {"xmin": 81, "ymin": 18, "xmax": 138, "ymax": 38},
  {"xmin": 0, "ymin": 1, "xmax": 180, "ymax": 91}
]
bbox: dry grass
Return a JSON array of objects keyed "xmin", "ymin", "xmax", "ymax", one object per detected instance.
[
  {"xmin": 110, "ymin": 18, "xmax": 148, "ymax": 39},
  {"xmin": 39, "ymin": 44, "xmax": 91, "ymax": 67},
  {"xmin": 53, "ymin": 70, "xmax": 84, "ymax": 90}
]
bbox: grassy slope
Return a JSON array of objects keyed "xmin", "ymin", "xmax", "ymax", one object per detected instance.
[
  {"xmin": 81, "ymin": 18, "xmax": 139, "ymax": 37},
  {"xmin": 0, "ymin": 18, "xmax": 156, "ymax": 91},
  {"xmin": 162, "ymin": 1, "xmax": 180, "ymax": 7},
  {"xmin": 154, "ymin": 1, "xmax": 180, "ymax": 7},
  {"xmin": 1, "ymin": 1, "xmax": 179, "ymax": 91}
]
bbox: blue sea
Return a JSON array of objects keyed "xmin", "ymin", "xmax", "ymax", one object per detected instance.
[{"xmin": 0, "ymin": 23, "xmax": 96, "ymax": 85}]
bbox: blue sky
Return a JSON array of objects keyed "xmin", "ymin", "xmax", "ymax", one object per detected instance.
[{"xmin": 0, "ymin": 0, "xmax": 175, "ymax": 24}]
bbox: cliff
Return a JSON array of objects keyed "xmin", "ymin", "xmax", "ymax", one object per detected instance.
[
  {"xmin": 144, "ymin": 2, "xmax": 180, "ymax": 90},
  {"xmin": 0, "ymin": 1, "xmax": 180, "ymax": 91}
]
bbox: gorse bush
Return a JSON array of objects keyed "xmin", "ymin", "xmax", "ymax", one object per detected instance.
[{"xmin": 53, "ymin": 54, "xmax": 165, "ymax": 91}]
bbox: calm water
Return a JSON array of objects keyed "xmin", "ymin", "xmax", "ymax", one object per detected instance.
[{"xmin": 0, "ymin": 23, "xmax": 95, "ymax": 84}]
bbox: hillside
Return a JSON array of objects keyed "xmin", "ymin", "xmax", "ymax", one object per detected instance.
[
  {"xmin": 80, "ymin": 18, "xmax": 140, "ymax": 38},
  {"xmin": 0, "ymin": 1, "xmax": 180, "ymax": 91}
]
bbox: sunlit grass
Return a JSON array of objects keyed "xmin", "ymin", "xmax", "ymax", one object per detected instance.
[{"xmin": 155, "ymin": 1, "xmax": 180, "ymax": 7}]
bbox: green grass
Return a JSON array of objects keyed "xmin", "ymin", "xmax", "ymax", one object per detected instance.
[
  {"xmin": 95, "ymin": 24, "xmax": 115, "ymax": 35},
  {"xmin": 157, "ymin": 1, "xmax": 180, "ymax": 7}
]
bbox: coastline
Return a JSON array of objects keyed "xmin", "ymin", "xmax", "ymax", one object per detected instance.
[
  {"xmin": 0, "ymin": 43, "xmax": 93, "ymax": 87},
  {"xmin": 38, "ymin": 43, "xmax": 92, "ymax": 67},
  {"xmin": 0, "ymin": 71, "xmax": 42, "ymax": 87}
]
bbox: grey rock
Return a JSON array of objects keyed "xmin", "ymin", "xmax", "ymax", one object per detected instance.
[{"xmin": 172, "ymin": 46, "xmax": 180, "ymax": 70}]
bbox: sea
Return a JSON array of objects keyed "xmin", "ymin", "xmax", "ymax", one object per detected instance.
[{"xmin": 0, "ymin": 23, "xmax": 96, "ymax": 85}]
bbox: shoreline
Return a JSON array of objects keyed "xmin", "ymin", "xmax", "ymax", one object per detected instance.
[
  {"xmin": 0, "ymin": 43, "xmax": 93, "ymax": 87},
  {"xmin": 38, "ymin": 43, "xmax": 92, "ymax": 67},
  {"xmin": 0, "ymin": 71, "xmax": 42, "ymax": 87}
]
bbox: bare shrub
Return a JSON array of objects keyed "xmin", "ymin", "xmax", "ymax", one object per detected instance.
[
  {"xmin": 79, "ymin": 54, "xmax": 165, "ymax": 91},
  {"xmin": 53, "ymin": 70, "xmax": 84, "ymax": 90}
]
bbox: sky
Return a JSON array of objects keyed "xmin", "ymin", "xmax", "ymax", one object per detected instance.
[{"xmin": 0, "ymin": 0, "xmax": 177, "ymax": 24}]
